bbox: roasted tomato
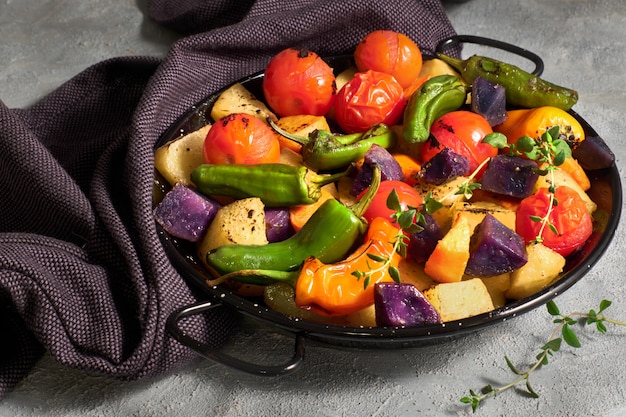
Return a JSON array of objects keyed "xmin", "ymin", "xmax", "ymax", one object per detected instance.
[
  {"xmin": 358, "ymin": 180, "xmax": 423, "ymax": 225},
  {"xmin": 354, "ymin": 30, "xmax": 423, "ymax": 91},
  {"xmin": 333, "ymin": 70, "xmax": 406, "ymax": 134},
  {"xmin": 262, "ymin": 48, "xmax": 336, "ymax": 117},
  {"xmin": 516, "ymin": 186, "xmax": 593, "ymax": 256},
  {"xmin": 203, "ymin": 113, "xmax": 281, "ymax": 165},
  {"xmin": 421, "ymin": 110, "xmax": 496, "ymax": 172}
]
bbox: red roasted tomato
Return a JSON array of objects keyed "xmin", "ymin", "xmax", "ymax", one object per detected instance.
[
  {"xmin": 354, "ymin": 30, "xmax": 423, "ymax": 91},
  {"xmin": 334, "ymin": 70, "xmax": 406, "ymax": 134},
  {"xmin": 262, "ymin": 48, "xmax": 336, "ymax": 117},
  {"xmin": 516, "ymin": 186, "xmax": 593, "ymax": 256},
  {"xmin": 421, "ymin": 110, "xmax": 496, "ymax": 172},
  {"xmin": 203, "ymin": 113, "xmax": 281, "ymax": 165},
  {"xmin": 357, "ymin": 180, "xmax": 423, "ymax": 225}
]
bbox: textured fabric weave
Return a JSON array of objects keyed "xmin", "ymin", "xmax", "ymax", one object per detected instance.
[{"xmin": 0, "ymin": 0, "xmax": 457, "ymax": 399}]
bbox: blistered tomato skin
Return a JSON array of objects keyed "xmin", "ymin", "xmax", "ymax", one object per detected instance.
[
  {"xmin": 516, "ymin": 186, "xmax": 593, "ymax": 257},
  {"xmin": 357, "ymin": 180, "xmax": 423, "ymax": 225},
  {"xmin": 203, "ymin": 113, "xmax": 281, "ymax": 165},
  {"xmin": 333, "ymin": 70, "xmax": 406, "ymax": 134},
  {"xmin": 421, "ymin": 110, "xmax": 496, "ymax": 172},
  {"xmin": 262, "ymin": 48, "xmax": 336, "ymax": 117},
  {"xmin": 354, "ymin": 30, "xmax": 423, "ymax": 90}
]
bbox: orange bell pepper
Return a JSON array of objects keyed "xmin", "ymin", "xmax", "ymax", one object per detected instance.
[{"xmin": 294, "ymin": 216, "xmax": 402, "ymax": 316}]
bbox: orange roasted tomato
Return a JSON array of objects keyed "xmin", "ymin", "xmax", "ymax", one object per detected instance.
[
  {"xmin": 333, "ymin": 70, "xmax": 406, "ymax": 134},
  {"xmin": 516, "ymin": 186, "xmax": 593, "ymax": 257},
  {"xmin": 262, "ymin": 48, "xmax": 336, "ymax": 117},
  {"xmin": 354, "ymin": 30, "xmax": 423, "ymax": 92},
  {"xmin": 203, "ymin": 113, "xmax": 280, "ymax": 165},
  {"xmin": 421, "ymin": 110, "xmax": 496, "ymax": 172}
]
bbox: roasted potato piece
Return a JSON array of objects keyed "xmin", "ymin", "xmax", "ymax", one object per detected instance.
[
  {"xmin": 506, "ymin": 242, "xmax": 566, "ymax": 300},
  {"xmin": 424, "ymin": 278, "xmax": 495, "ymax": 322},
  {"xmin": 210, "ymin": 82, "xmax": 276, "ymax": 122},
  {"xmin": 154, "ymin": 124, "xmax": 209, "ymax": 186}
]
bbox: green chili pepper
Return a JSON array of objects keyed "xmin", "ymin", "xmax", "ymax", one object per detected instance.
[
  {"xmin": 437, "ymin": 53, "xmax": 578, "ymax": 111},
  {"xmin": 269, "ymin": 119, "xmax": 397, "ymax": 171},
  {"xmin": 402, "ymin": 74, "xmax": 468, "ymax": 144},
  {"xmin": 205, "ymin": 166, "xmax": 382, "ymax": 276},
  {"xmin": 190, "ymin": 163, "xmax": 346, "ymax": 207}
]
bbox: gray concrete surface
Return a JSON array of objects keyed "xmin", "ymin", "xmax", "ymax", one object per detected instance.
[{"xmin": 1, "ymin": 0, "xmax": 625, "ymax": 416}]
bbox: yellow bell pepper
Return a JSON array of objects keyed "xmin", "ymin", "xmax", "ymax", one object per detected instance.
[{"xmin": 494, "ymin": 106, "xmax": 585, "ymax": 146}]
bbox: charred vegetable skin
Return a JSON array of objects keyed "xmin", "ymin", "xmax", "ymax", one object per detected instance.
[
  {"xmin": 205, "ymin": 167, "xmax": 382, "ymax": 276},
  {"xmin": 402, "ymin": 74, "xmax": 468, "ymax": 144},
  {"xmin": 190, "ymin": 163, "xmax": 344, "ymax": 207},
  {"xmin": 437, "ymin": 53, "xmax": 578, "ymax": 111}
]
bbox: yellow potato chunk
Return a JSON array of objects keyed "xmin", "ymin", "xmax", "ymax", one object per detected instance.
[
  {"xmin": 154, "ymin": 124, "xmax": 209, "ymax": 186},
  {"xmin": 210, "ymin": 82, "xmax": 276, "ymax": 122},
  {"xmin": 424, "ymin": 278, "xmax": 495, "ymax": 322},
  {"xmin": 505, "ymin": 242, "xmax": 566, "ymax": 300},
  {"xmin": 450, "ymin": 200, "xmax": 516, "ymax": 232},
  {"xmin": 197, "ymin": 197, "xmax": 269, "ymax": 267}
]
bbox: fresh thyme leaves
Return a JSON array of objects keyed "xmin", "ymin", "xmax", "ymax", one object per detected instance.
[
  {"xmin": 460, "ymin": 299, "xmax": 626, "ymax": 412},
  {"xmin": 483, "ymin": 126, "xmax": 571, "ymax": 243}
]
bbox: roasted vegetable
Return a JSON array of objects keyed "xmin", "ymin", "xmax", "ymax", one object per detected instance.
[
  {"xmin": 465, "ymin": 214, "xmax": 528, "ymax": 277},
  {"xmin": 471, "ymin": 76, "xmax": 507, "ymax": 126},
  {"xmin": 351, "ymin": 144, "xmax": 404, "ymax": 196},
  {"xmin": 294, "ymin": 216, "xmax": 401, "ymax": 316},
  {"xmin": 191, "ymin": 163, "xmax": 346, "ymax": 207},
  {"xmin": 197, "ymin": 197, "xmax": 268, "ymax": 257},
  {"xmin": 420, "ymin": 148, "xmax": 470, "ymax": 185},
  {"xmin": 437, "ymin": 54, "xmax": 579, "ymax": 110},
  {"xmin": 424, "ymin": 211, "xmax": 472, "ymax": 283},
  {"xmin": 403, "ymin": 74, "xmax": 468, "ymax": 143},
  {"xmin": 406, "ymin": 211, "xmax": 442, "ymax": 263},
  {"xmin": 572, "ymin": 135, "xmax": 615, "ymax": 170},
  {"xmin": 205, "ymin": 167, "xmax": 381, "ymax": 276},
  {"xmin": 494, "ymin": 106, "xmax": 585, "ymax": 146},
  {"xmin": 424, "ymin": 278, "xmax": 495, "ymax": 322},
  {"xmin": 270, "ymin": 120, "xmax": 397, "ymax": 171},
  {"xmin": 154, "ymin": 125, "xmax": 209, "ymax": 187},
  {"xmin": 154, "ymin": 183, "xmax": 220, "ymax": 242},
  {"xmin": 505, "ymin": 242, "xmax": 566, "ymax": 300},
  {"xmin": 264, "ymin": 207, "xmax": 294, "ymax": 242},
  {"xmin": 210, "ymin": 82, "xmax": 277, "ymax": 122},
  {"xmin": 480, "ymin": 154, "xmax": 539, "ymax": 199},
  {"xmin": 374, "ymin": 282, "xmax": 441, "ymax": 327}
]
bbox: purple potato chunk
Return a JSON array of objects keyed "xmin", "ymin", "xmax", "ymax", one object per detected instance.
[
  {"xmin": 265, "ymin": 207, "xmax": 295, "ymax": 242},
  {"xmin": 465, "ymin": 214, "xmax": 528, "ymax": 277},
  {"xmin": 420, "ymin": 148, "xmax": 470, "ymax": 185},
  {"xmin": 374, "ymin": 282, "xmax": 441, "ymax": 327},
  {"xmin": 407, "ymin": 211, "xmax": 443, "ymax": 263},
  {"xmin": 154, "ymin": 183, "xmax": 220, "ymax": 242},
  {"xmin": 480, "ymin": 154, "xmax": 539, "ymax": 198},
  {"xmin": 471, "ymin": 76, "xmax": 507, "ymax": 126},
  {"xmin": 351, "ymin": 144, "xmax": 404, "ymax": 196},
  {"xmin": 572, "ymin": 135, "xmax": 615, "ymax": 170}
]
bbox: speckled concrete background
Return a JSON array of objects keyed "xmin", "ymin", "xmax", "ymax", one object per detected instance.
[{"xmin": 1, "ymin": 1, "xmax": 625, "ymax": 416}]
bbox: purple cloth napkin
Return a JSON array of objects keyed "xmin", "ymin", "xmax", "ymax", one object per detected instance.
[{"xmin": 0, "ymin": 0, "xmax": 458, "ymax": 399}]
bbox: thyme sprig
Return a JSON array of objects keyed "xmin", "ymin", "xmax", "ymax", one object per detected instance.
[
  {"xmin": 483, "ymin": 126, "xmax": 571, "ymax": 243},
  {"xmin": 461, "ymin": 299, "xmax": 626, "ymax": 412}
]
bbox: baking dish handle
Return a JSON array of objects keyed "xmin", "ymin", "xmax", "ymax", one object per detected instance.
[
  {"xmin": 436, "ymin": 34, "xmax": 545, "ymax": 76},
  {"xmin": 166, "ymin": 300, "xmax": 305, "ymax": 376}
]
